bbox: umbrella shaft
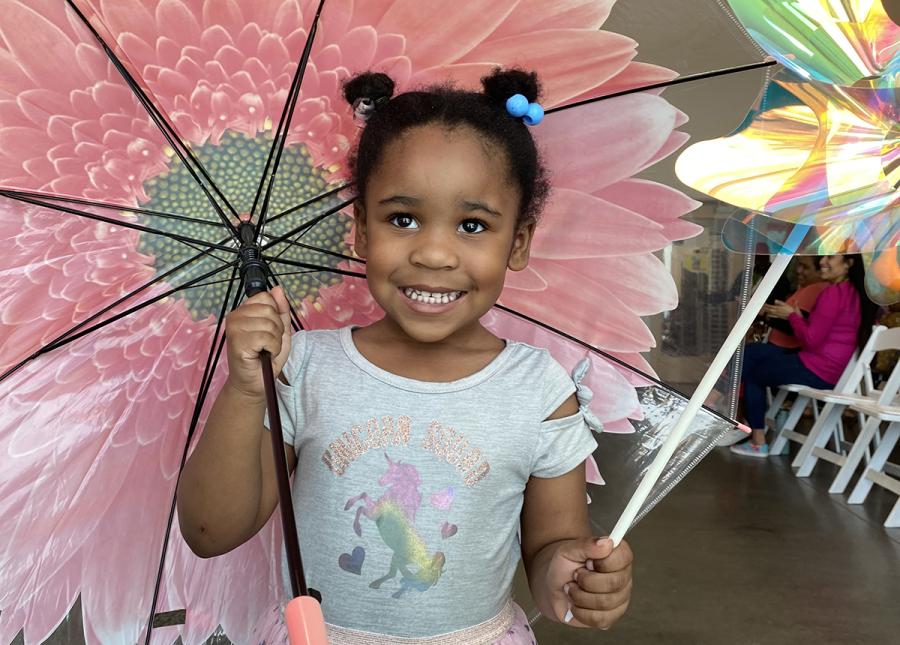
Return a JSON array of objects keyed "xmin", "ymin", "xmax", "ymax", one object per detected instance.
[{"xmin": 261, "ymin": 349, "xmax": 309, "ymax": 598}]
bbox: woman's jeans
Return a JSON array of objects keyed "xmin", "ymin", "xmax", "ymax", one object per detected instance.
[{"xmin": 742, "ymin": 342, "xmax": 834, "ymax": 430}]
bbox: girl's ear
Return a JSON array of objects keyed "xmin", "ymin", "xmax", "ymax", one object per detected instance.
[
  {"xmin": 353, "ymin": 200, "xmax": 368, "ymax": 259},
  {"xmin": 508, "ymin": 219, "xmax": 536, "ymax": 271}
]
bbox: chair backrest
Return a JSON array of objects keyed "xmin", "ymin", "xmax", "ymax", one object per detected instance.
[
  {"xmin": 871, "ymin": 326, "xmax": 900, "ymax": 353},
  {"xmin": 875, "ymin": 332, "xmax": 900, "ymax": 405},
  {"xmin": 834, "ymin": 325, "xmax": 886, "ymax": 396}
]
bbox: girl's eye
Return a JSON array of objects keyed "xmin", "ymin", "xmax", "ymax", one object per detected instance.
[
  {"xmin": 459, "ymin": 219, "xmax": 486, "ymax": 234},
  {"xmin": 389, "ymin": 214, "xmax": 418, "ymax": 229}
]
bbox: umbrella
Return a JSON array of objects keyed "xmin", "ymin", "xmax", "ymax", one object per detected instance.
[{"xmin": 0, "ymin": 1, "xmax": 770, "ymax": 643}]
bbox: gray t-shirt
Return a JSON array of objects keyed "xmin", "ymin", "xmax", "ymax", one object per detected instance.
[{"xmin": 270, "ymin": 326, "xmax": 597, "ymax": 638}]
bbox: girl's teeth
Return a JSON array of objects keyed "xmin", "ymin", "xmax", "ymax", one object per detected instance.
[{"xmin": 403, "ymin": 288, "xmax": 463, "ymax": 304}]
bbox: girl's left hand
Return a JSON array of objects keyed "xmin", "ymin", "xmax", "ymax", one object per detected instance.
[{"xmin": 547, "ymin": 537, "xmax": 633, "ymax": 629}]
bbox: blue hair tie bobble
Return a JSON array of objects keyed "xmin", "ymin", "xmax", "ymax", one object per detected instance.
[
  {"xmin": 505, "ymin": 93, "xmax": 543, "ymax": 126},
  {"xmin": 523, "ymin": 102, "xmax": 544, "ymax": 126}
]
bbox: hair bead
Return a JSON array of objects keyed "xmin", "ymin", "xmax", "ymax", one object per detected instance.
[
  {"xmin": 505, "ymin": 93, "xmax": 529, "ymax": 117},
  {"xmin": 523, "ymin": 102, "xmax": 544, "ymax": 126}
]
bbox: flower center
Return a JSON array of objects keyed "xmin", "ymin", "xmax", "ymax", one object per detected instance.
[{"xmin": 140, "ymin": 131, "xmax": 351, "ymax": 320}]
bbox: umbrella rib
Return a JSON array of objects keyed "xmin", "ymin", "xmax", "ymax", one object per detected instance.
[
  {"xmin": 0, "ymin": 255, "xmax": 236, "ymax": 383},
  {"xmin": 264, "ymin": 256, "xmax": 366, "ymax": 279},
  {"xmin": 64, "ymin": 0, "xmax": 241, "ymax": 235},
  {"xmin": 41, "ymin": 262, "xmax": 237, "ymax": 354},
  {"xmin": 253, "ymin": 0, "xmax": 329, "ymax": 238},
  {"xmin": 143, "ymin": 265, "xmax": 240, "ymax": 645},
  {"xmin": 0, "ymin": 189, "xmax": 225, "ymax": 228},
  {"xmin": 265, "ymin": 181, "xmax": 352, "ymax": 226},
  {"xmin": 545, "ymin": 59, "xmax": 778, "ymax": 115},
  {"xmin": 261, "ymin": 233, "xmax": 362, "ymax": 264},
  {"xmin": 266, "ymin": 269, "xmax": 307, "ymax": 333},
  {"xmin": 0, "ymin": 189, "xmax": 236, "ymax": 254},
  {"xmin": 492, "ymin": 303, "xmax": 737, "ymax": 425},
  {"xmin": 261, "ymin": 196, "xmax": 355, "ymax": 254}
]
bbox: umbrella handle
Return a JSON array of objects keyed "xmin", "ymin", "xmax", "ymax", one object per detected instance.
[{"xmin": 285, "ymin": 596, "xmax": 329, "ymax": 645}]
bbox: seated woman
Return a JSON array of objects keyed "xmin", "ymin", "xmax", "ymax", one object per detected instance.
[
  {"xmin": 765, "ymin": 255, "xmax": 828, "ymax": 350},
  {"xmin": 731, "ymin": 254, "xmax": 877, "ymax": 458}
]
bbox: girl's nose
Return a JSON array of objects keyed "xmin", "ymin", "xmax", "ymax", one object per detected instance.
[{"xmin": 409, "ymin": 230, "xmax": 458, "ymax": 270}]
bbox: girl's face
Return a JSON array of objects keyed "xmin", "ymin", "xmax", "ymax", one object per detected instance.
[
  {"xmin": 354, "ymin": 124, "xmax": 534, "ymax": 344},
  {"xmin": 819, "ymin": 255, "xmax": 851, "ymax": 283},
  {"xmin": 795, "ymin": 257, "xmax": 819, "ymax": 287}
]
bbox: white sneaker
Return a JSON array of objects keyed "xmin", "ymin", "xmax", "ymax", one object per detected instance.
[{"xmin": 716, "ymin": 427, "xmax": 750, "ymax": 447}]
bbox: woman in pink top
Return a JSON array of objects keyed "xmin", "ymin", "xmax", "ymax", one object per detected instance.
[
  {"xmin": 766, "ymin": 256, "xmax": 828, "ymax": 350},
  {"xmin": 731, "ymin": 254, "xmax": 877, "ymax": 458}
]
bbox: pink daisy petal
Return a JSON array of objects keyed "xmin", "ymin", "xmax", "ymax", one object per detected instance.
[
  {"xmin": 532, "ymin": 188, "xmax": 672, "ymax": 259},
  {"xmin": 460, "ymin": 29, "xmax": 637, "ymax": 105},
  {"xmin": 376, "ymin": 0, "xmax": 516, "ymax": 66},
  {"xmin": 538, "ymin": 93, "xmax": 684, "ymax": 193},
  {"xmin": 490, "ymin": 0, "xmax": 615, "ymax": 38}
]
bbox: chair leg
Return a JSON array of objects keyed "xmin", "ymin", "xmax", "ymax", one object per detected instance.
[
  {"xmin": 771, "ymin": 395, "xmax": 809, "ymax": 455},
  {"xmin": 886, "ymin": 497, "xmax": 900, "ymax": 528},
  {"xmin": 765, "ymin": 388, "xmax": 789, "ymax": 429},
  {"xmin": 828, "ymin": 416, "xmax": 882, "ymax": 494},
  {"xmin": 848, "ymin": 422, "xmax": 900, "ymax": 505},
  {"xmin": 793, "ymin": 404, "xmax": 843, "ymax": 476}
]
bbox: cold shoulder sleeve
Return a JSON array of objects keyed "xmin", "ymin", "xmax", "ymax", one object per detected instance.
[
  {"xmin": 530, "ymin": 355, "xmax": 599, "ymax": 479},
  {"xmin": 264, "ymin": 330, "xmax": 308, "ymax": 446}
]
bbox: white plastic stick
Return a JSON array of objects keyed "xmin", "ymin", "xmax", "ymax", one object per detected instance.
[{"xmin": 609, "ymin": 234, "xmax": 803, "ymax": 545}]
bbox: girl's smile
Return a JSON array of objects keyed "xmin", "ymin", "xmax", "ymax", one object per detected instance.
[{"xmin": 400, "ymin": 286, "xmax": 467, "ymax": 312}]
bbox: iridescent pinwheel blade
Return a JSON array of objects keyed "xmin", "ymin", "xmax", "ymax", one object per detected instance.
[{"xmin": 727, "ymin": 0, "xmax": 900, "ymax": 84}]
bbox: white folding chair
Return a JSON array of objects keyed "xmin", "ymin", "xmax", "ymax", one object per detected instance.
[
  {"xmin": 768, "ymin": 326, "xmax": 886, "ymax": 458},
  {"xmin": 843, "ymin": 399, "xmax": 900, "ymax": 527},
  {"xmin": 828, "ymin": 344, "xmax": 900, "ymax": 496},
  {"xmin": 793, "ymin": 326, "xmax": 900, "ymax": 478}
]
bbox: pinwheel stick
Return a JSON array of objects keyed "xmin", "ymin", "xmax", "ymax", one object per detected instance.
[{"xmin": 609, "ymin": 225, "xmax": 810, "ymax": 545}]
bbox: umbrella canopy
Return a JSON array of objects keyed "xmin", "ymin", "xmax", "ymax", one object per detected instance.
[{"xmin": 0, "ymin": 1, "xmax": 767, "ymax": 643}]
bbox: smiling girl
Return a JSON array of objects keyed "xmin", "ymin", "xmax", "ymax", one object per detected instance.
[{"xmin": 176, "ymin": 69, "xmax": 633, "ymax": 643}]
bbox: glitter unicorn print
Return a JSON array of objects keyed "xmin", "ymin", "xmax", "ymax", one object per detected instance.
[{"xmin": 344, "ymin": 454, "xmax": 448, "ymax": 599}]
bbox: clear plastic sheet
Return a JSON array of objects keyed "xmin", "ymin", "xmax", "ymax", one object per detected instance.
[{"xmin": 587, "ymin": 384, "xmax": 736, "ymax": 535}]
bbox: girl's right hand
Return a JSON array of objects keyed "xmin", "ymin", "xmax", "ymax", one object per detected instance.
[{"xmin": 224, "ymin": 286, "xmax": 293, "ymax": 400}]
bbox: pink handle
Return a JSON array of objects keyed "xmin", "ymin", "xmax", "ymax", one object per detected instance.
[{"xmin": 285, "ymin": 596, "xmax": 328, "ymax": 645}]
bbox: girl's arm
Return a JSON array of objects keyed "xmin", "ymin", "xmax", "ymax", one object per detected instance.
[
  {"xmin": 177, "ymin": 381, "xmax": 296, "ymax": 558},
  {"xmin": 177, "ymin": 287, "xmax": 296, "ymax": 557},
  {"xmin": 521, "ymin": 395, "xmax": 633, "ymax": 629},
  {"xmin": 788, "ymin": 286, "xmax": 839, "ymax": 348}
]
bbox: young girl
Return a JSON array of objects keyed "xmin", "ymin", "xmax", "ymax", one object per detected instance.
[{"xmin": 177, "ymin": 68, "xmax": 634, "ymax": 643}]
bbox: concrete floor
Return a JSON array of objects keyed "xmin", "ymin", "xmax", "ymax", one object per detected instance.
[{"xmin": 527, "ymin": 448, "xmax": 900, "ymax": 645}]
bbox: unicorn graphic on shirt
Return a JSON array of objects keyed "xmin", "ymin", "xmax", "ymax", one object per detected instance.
[{"xmin": 344, "ymin": 453, "xmax": 447, "ymax": 598}]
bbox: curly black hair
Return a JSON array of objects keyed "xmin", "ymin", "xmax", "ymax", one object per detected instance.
[{"xmin": 342, "ymin": 68, "xmax": 551, "ymax": 225}]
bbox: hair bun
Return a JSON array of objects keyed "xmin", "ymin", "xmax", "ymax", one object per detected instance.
[
  {"xmin": 343, "ymin": 72, "xmax": 395, "ymax": 107},
  {"xmin": 481, "ymin": 68, "xmax": 541, "ymax": 107}
]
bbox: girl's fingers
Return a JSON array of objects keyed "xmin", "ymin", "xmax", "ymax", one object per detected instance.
[
  {"xmin": 593, "ymin": 541, "xmax": 634, "ymax": 573},
  {"xmin": 570, "ymin": 567, "xmax": 631, "ymax": 595},
  {"xmin": 566, "ymin": 577, "xmax": 633, "ymax": 612},
  {"xmin": 566, "ymin": 595, "xmax": 630, "ymax": 630}
]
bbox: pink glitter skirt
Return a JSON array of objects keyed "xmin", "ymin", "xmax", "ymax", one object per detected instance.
[{"xmin": 251, "ymin": 599, "xmax": 538, "ymax": 644}]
